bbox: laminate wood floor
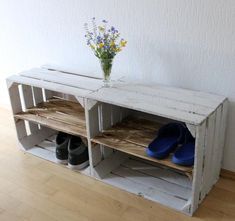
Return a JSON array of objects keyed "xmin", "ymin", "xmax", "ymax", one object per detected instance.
[{"xmin": 0, "ymin": 108, "xmax": 234, "ymax": 221}]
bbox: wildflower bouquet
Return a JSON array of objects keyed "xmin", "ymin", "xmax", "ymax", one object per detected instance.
[{"xmin": 84, "ymin": 18, "xmax": 127, "ymax": 86}]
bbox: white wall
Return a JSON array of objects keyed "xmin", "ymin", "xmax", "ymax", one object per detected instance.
[{"xmin": 0, "ymin": 0, "xmax": 235, "ymax": 171}]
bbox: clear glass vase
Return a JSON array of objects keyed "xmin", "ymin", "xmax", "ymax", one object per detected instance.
[{"xmin": 100, "ymin": 58, "xmax": 113, "ymax": 87}]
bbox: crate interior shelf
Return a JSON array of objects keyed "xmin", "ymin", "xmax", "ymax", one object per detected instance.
[
  {"xmin": 14, "ymin": 97, "xmax": 87, "ymax": 137},
  {"xmin": 92, "ymin": 116, "xmax": 193, "ymax": 175}
]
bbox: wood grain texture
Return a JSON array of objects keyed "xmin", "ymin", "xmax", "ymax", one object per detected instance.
[
  {"xmin": 22, "ymin": 68, "xmax": 103, "ymax": 91},
  {"xmin": 14, "ymin": 97, "xmax": 87, "ymax": 137},
  {"xmin": 92, "ymin": 116, "xmax": 193, "ymax": 174}
]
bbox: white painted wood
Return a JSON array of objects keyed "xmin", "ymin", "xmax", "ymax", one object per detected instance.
[
  {"xmin": 93, "ymin": 151, "xmax": 128, "ymax": 179},
  {"xmin": 111, "ymin": 105, "xmax": 122, "ymax": 125},
  {"xmin": 85, "ymin": 98, "xmax": 100, "ymax": 176},
  {"xmin": 20, "ymin": 127, "xmax": 56, "ymax": 150},
  {"xmin": 27, "ymin": 145, "xmax": 91, "ymax": 176},
  {"xmin": 8, "ymin": 83, "xmax": 27, "ymax": 140},
  {"xmin": 103, "ymin": 164, "xmax": 189, "ymax": 212},
  {"xmin": 85, "ymin": 101, "xmax": 100, "ymax": 139},
  {"xmin": 41, "ymin": 64, "xmax": 124, "ymax": 81},
  {"xmin": 186, "ymin": 124, "xmax": 196, "ymax": 138},
  {"xmin": 191, "ymin": 121, "xmax": 206, "ymax": 214},
  {"xmin": 123, "ymin": 159, "xmax": 192, "ymax": 189},
  {"xmin": 88, "ymin": 87, "xmax": 208, "ymax": 125},
  {"xmin": 90, "ymin": 144, "xmax": 103, "ymax": 167},
  {"xmin": 46, "ymin": 134, "xmax": 57, "ymax": 143},
  {"xmin": 37, "ymin": 140, "xmax": 56, "ymax": 153},
  {"xmin": 215, "ymin": 100, "xmax": 229, "ymax": 180},
  {"xmin": 202, "ymin": 113, "xmax": 216, "ymax": 199},
  {"xmin": 210, "ymin": 106, "xmax": 222, "ymax": 186},
  {"xmin": 21, "ymin": 68, "xmax": 103, "ymax": 91},
  {"xmin": 113, "ymin": 82, "xmax": 225, "ymax": 107},
  {"xmin": 44, "ymin": 89, "xmax": 55, "ymax": 100},
  {"xmin": 21, "ymin": 85, "xmax": 39, "ymax": 134},
  {"xmin": 100, "ymin": 103, "xmax": 114, "ymax": 158},
  {"xmin": 113, "ymin": 166, "xmax": 191, "ymax": 200},
  {"xmin": 41, "ymin": 64, "xmax": 102, "ymax": 80},
  {"xmin": 75, "ymin": 96, "xmax": 85, "ymax": 107},
  {"xmin": 31, "ymin": 86, "xmax": 44, "ymax": 130},
  {"xmin": 7, "ymin": 75, "xmax": 92, "ymax": 98},
  {"xmin": 27, "ymin": 146, "xmax": 57, "ymax": 162}
]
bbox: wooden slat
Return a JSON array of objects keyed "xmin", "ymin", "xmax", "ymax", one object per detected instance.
[
  {"xmin": 122, "ymin": 159, "xmax": 192, "ymax": 189},
  {"xmin": 211, "ymin": 106, "xmax": 222, "ymax": 185},
  {"xmin": 93, "ymin": 152, "xmax": 128, "ymax": 179},
  {"xmin": 112, "ymin": 166, "xmax": 191, "ymax": 200},
  {"xmin": 85, "ymin": 99, "xmax": 101, "ymax": 175},
  {"xmin": 216, "ymin": 100, "xmax": 229, "ymax": 180},
  {"xmin": 88, "ymin": 88, "xmax": 208, "ymax": 125},
  {"xmin": 100, "ymin": 103, "xmax": 114, "ymax": 158},
  {"xmin": 14, "ymin": 98, "xmax": 87, "ymax": 138},
  {"xmin": 8, "ymin": 83, "xmax": 27, "ymax": 140},
  {"xmin": 191, "ymin": 121, "xmax": 206, "ymax": 214},
  {"xmin": 27, "ymin": 142, "xmax": 90, "ymax": 176},
  {"xmin": 114, "ymin": 83, "xmax": 225, "ymax": 108},
  {"xmin": 103, "ymin": 159, "xmax": 190, "ymax": 212},
  {"xmin": 201, "ymin": 113, "xmax": 216, "ymax": 199},
  {"xmin": 92, "ymin": 117, "xmax": 193, "ymax": 174},
  {"xmin": 21, "ymin": 68, "xmax": 103, "ymax": 91},
  {"xmin": 21, "ymin": 85, "xmax": 39, "ymax": 133},
  {"xmin": 7, "ymin": 75, "xmax": 92, "ymax": 98}
]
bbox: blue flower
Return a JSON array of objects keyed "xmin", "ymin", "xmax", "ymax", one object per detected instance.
[{"xmin": 104, "ymin": 45, "xmax": 110, "ymax": 50}]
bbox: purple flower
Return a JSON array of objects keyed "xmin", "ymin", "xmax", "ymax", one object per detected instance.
[
  {"xmin": 92, "ymin": 17, "xmax": 95, "ymax": 20},
  {"xmin": 102, "ymin": 19, "xmax": 108, "ymax": 23}
]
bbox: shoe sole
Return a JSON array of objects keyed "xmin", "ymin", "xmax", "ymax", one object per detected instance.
[
  {"xmin": 68, "ymin": 160, "xmax": 89, "ymax": 170},
  {"xmin": 56, "ymin": 159, "xmax": 68, "ymax": 165}
]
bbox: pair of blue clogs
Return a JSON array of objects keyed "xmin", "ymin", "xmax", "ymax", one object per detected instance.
[{"xmin": 146, "ymin": 123, "xmax": 195, "ymax": 166}]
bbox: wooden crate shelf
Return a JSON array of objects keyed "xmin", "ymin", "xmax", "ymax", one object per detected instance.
[
  {"xmin": 14, "ymin": 97, "xmax": 87, "ymax": 137},
  {"xmin": 92, "ymin": 117, "xmax": 193, "ymax": 174},
  {"xmin": 7, "ymin": 67, "xmax": 228, "ymax": 215}
]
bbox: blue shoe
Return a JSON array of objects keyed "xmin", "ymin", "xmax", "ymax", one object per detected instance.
[
  {"xmin": 146, "ymin": 123, "xmax": 186, "ymax": 159},
  {"xmin": 172, "ymin": 129, "xmax": 195, "ymax": 166}
]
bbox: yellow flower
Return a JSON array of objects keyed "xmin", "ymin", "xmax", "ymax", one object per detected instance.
[
  {"xmin": 99, "ymin": 43, "xmax": 104, "ymax": 48},
  {"xmin": 110, "ymin": 41, "xmax": 115, "ymax": 47},
  {"xmin": 120, "ymin": 40, "xmax": 127, "ymax": 47},
  {"xmin": 115, "ymin": 48, "xmax": 122, "ymax": 52},
  {"xmin": 90, "ymin": 44, "xmax": 95, "ymax": 50}
]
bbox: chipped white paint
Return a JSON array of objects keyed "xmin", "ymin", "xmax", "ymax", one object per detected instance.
[{"xmin": 7, "ymin": 67, "xmax": 227, "ymax": 216}]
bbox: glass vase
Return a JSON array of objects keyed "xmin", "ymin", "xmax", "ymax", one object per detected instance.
[{"xmin": 100, "ymin": 58, "xmax": 113, "ymax": 87}]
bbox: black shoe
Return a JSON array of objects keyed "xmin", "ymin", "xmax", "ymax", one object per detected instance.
[
  {"xmin": 55, "ymin": 132, "xmax": 70, "ymax": 164},
  {"xmin": 68, "ymin": 136, "xmax": 89, "ymax": 170}
]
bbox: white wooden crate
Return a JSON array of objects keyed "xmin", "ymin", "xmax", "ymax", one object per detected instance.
[{"xmin": 6, "ymin": 67, "xmax": 228, "ymax": 216}]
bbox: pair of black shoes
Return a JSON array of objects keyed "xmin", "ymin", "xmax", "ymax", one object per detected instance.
[{"xmin": 55, "ymin": 132, "xmax": 89, "ymax": 170}]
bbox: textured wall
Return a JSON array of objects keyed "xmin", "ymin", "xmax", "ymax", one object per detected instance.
[{"xmin": 0, "ymin": 0, "xmax": 235, "ymax": 170}]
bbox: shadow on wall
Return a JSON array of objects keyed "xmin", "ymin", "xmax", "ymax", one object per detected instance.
[{"xmin": 223, "ymin": 100, "xmax": 235, "ymax": 170}]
